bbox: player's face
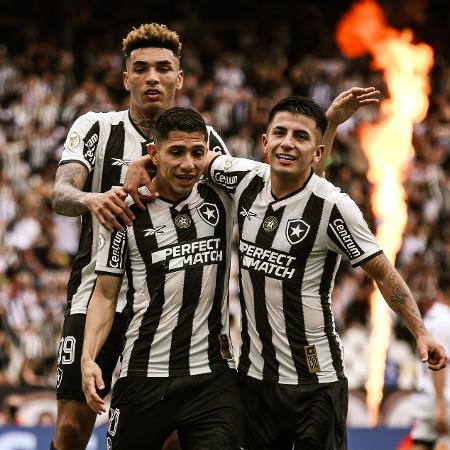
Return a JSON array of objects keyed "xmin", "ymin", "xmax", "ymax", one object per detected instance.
[
  {"xmin": 124, "ymin": 47, "xmax": 183, "ymax": 116},
  {"xmin": 149, "ymin": 131, "xmax": 207, "ymax": 201},
  {"xmin": 262, "ymin": 111, "xmax": 323, "ymax": 184}
]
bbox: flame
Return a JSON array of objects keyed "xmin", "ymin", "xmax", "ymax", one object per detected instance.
[{"xmin": 336, "ymin": 0, "xmax": 433, "ymax": 426}]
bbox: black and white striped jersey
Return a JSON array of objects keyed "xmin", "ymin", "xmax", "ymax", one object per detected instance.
[
  {"xmin": 95, "ymin": 180, "xmax": 236, "ymax": 377},
  {"xmin": 210, "ymin": 155, "xmax": 382, "ymax": 385},
  {"xmin": 59, "ymin": 109, "xmax": 228, "ymax": 315}
]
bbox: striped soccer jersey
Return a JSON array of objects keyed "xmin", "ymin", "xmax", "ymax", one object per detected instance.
[
  {"xmin": 59, "ymin": 109, "xmax": 227, "ymax": 315},
  {"xmin": 210, "ymin": 155, "xmax": 382, "ymax": 385},
  {"xmin": 95, "ymin": 180, "xmax": 236, "ymax": 377}
]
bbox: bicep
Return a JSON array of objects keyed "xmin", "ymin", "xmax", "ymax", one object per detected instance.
[
  {"xmin": 95, "ymin": 274, "xmax": 123, "ymax": 303},
  {"xmin": 54, "ymin": 162, "xmax": 89, "ymax": 191}
]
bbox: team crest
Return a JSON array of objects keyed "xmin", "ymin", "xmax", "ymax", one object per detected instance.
[
  {"xmin": 174, "ymin": 214, "xmax": 191, "ymax": 228},
  {"xmin": 66, "ymin": 132, "xmax": 81, "ymax": 150},
  {"xmin": 197, "ymin": 202, "xmax": 219, "ymax": 226},
  {"xmin": 56, "ymin": 367, "xmax": 63, "ymax": 388},
  {"xmin": 263, "ymin": 216, "xmax": 279, "ymax": 233},
  {"xmin": 286, "ymin": 219, "xmax": 310, "ymax": 245}
]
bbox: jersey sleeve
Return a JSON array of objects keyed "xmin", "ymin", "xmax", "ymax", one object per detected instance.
[
  {"xmin": 95, "ymin": 224, "xmax": 128, "ymax": 277},
  {"xmin": 326, "ymin": 195, "xmax": 382, "ymax": 267},
  {"xmin": 209, "ymin": 154, "xmax": 265, "ymax": 196},
  {"xmin": 207, "ymin": 125, "xmax": 230, "ymax": 155},
  {"xmin": 59, "ymin": 111, "xmax": 101, "ymax": 173}
]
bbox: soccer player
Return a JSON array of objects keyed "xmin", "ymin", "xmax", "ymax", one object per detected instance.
[
  {"xmin": 126, "ymin": 96, "xmax": 447, "ymax": 450},
  {"xmin": 51, "ymin": 24, "xmax": 227, "ymax": 450},
  {"xmin": 411, "ymin": 273, "xmax": 450, "ymax": 450},
  {"xmin": 81, "ymin": 107, "xmax": 243, "ymax": 449}
]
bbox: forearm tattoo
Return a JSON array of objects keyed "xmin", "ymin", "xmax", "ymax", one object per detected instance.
[
  {"xmin": 53, "ymin": 164, "xmax": 89, "ymax": 216},
  {"xmin": 370, "ymin": 256, "xmax": 425, "ymax": 333}
]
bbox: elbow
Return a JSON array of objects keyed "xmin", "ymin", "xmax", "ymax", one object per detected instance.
[{"xmin": 52, "ymin": 190, "xmax": 62, "ymax": 214}]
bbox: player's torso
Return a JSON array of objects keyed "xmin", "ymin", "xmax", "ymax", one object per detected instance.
[
  {"xmin": 236, "ymin": 171, "xmax": 345, "ymax": 384},
  {"xmin": 121, "ymin": 181, "xmax": 236, "ymax": 377},
  {"xmin": 67, "ymin": 110, "xmax": 149, "ymax": 315}
]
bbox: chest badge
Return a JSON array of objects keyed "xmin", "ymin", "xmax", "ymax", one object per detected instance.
[
  {"xmin": 263, "ymin": 216, "xmax": 279, "ymax": 233},
  {"xmin": 286, "ymin": 219, "xmax": 310, "ymax": 245},
  {"xmin": 197, "ymin": 202, "xmax": 219, "ymax": 226},
  {"xmin": 174, "ymin": 214, "xmax": 192, "ymax": 228}
]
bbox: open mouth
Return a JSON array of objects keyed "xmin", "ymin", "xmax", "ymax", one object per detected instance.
[
  {"xmin": 175, "ymin": 174, "xmax": 196, "ymax": 185},
  {"xmin": 145, "ymin": 89, "xmax": 161, "ymax": 98},
  {"xmin": 276, "ymin": 154, "xmax": 296, "ymax": 162}
]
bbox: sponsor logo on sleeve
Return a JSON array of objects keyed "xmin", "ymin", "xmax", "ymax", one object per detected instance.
[
  {"xmin": 328, "ymin": 218, "xmax": 362, "ymax": 260},
  {"xmin": 286, "ymin": 219, "xmax": 310, "ymax": 245},
  {"xmin": 83, "ymin": 132, "xmax": 99, "ymax": 167},
  {"xmin": 197, "ymin": 202, "xmax": 219, "ymax": 226},
  {"xmin": 107, "ymin": 230, "xmax": 126, "ymax": 269}
]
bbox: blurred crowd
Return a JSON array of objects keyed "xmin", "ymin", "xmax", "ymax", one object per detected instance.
[{"xmin": 1, "ymin": 5, "xmax": 450, "ymax": 425}]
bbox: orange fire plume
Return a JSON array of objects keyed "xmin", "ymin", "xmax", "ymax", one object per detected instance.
[{"xmin": 336, "ymin": 0, "xmax": 433, "ymax": 426}]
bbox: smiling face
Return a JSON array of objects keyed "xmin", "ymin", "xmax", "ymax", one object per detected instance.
[
  {"xmin": 149, "ymin": 131, "xmax": 207, "ymax": 202},
  {"xmin": 263, "ymin": 111, "xmax": 324, "ymax": 196},
  {"xmin": 123, "ymin": 47, "xmax": 183, "ymax": 116}
]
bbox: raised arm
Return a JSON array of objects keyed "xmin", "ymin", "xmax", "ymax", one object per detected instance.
[
  {"xmin": 361, "ymin": 253, "xmax": 447, "ymax": 371},
  {"xmin": 81, "ymin": 274, "xmax": 122, "ymax": 414},
  {"xmin": 53, "ymin": 162, "xmax": 134, "ymax": 232},
  {"xmin": 315, "ymin": 86, "xmax": 380, "ymax": 176}
]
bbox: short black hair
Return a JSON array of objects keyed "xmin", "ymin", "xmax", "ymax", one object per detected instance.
[
  {"xmin": 267, "ymin": 96, "xmax": 328, "ymax": 137},
  {"xmin": 154, "ymin": 107, "xmax": 208, "ymax": 145}
]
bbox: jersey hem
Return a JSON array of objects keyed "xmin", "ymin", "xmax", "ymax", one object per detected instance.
[{"xmin": 239, "ymin": 367, "xmax": 345, "ymax": 385}]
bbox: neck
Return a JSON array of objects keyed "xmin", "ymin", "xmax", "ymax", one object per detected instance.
[
  {"xmin": 129, "ymin": 106, "xmax": 158, "ymax": 139},
  {"xmin": 270, "ymin": 169, "xmax": 312, "ymax": 199}
]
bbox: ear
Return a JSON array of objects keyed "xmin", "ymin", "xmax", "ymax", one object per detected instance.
[
  {"xmin": 176, "ymin": 70, "xmax": 184, "ymax": 90},
  {"xmin": 123, "ymin": 71, "xmax": 130, "ymax": 91},
  {"xmin": 147, "ymin": 143, "xmax": 158, "ymax": 164},
  {"xmin": 313, "ymin": 145, "xmax": 324, "ymax": 163},
  {"xmin": 261, "ymin": 133, "xmax": 269, "ymax": 155}
]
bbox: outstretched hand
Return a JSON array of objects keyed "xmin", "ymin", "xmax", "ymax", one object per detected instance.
[
  {"xmin": 417, "ymin": 333, "xmax": 448, "ymax": 371},
  {"xmin": 123, "ymin": 155, "xmax": 159, "ymax": 210},
  {"xmin": 326, "ymin": 86, "xmax": 380, "ymax": 126}
]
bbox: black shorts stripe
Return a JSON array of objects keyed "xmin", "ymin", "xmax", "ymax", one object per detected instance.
[
  {"xmin": 284, "ymin": 193, "xmax": 324, "ymax": 382},
  {"xmin": 236, "ymin": 175, "xmax": 265, "ymax": 372},
  {"xmin": 319, "ymin": 251, "xmax": 345, "ymax": 376},
  {"xmin": 169, "ymin": 205, "xmax": 200, "ymax": 376}
]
